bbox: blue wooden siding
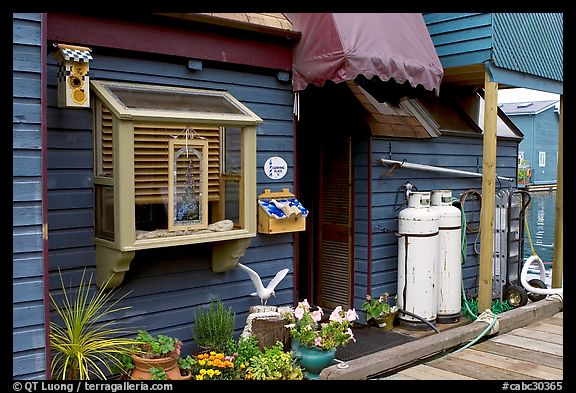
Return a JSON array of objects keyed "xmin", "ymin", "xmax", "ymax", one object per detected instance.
[
  {"xmin": 493, "ymin": 13, "xmax": 563, "ymax": 82},
  {"xmin": 353, "ymin": 139, "xmax": 370, "ymax": 320},
  {"xmin": 423, "ymin": 13, "xmax": 493, "ymax": 69},
  {"xmin": 46, "ymin": 49, "xmax": 295, "ymax": 357},
  {"xmin": 13, "ymin": 13, "xmax": 47, "ymax": 380},
  {"xmin": 358, "ymin": 135, "xmax": 518, "ymax": 312},
  {"xmin": 511, "ymin": 109, "xmax": 559, "ymax": 185}
]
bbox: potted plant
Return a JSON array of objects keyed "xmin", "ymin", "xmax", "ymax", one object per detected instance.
[
  {"xmin": 177, "ymin": 355, "xmax": 194, "ymax": 380},
  {"xmin": 49, "ymin": 268, "xmax": 139, "ymax": 380},
  {"xmin": 128, "ymin": 330, "xmax": 184, "ymax": 380},
  {"xmin": 183, "ymin": 351, "xmax": 239, "ymax": 380},
  {"xmin": 361, "ymin": 292, "xmax": 398, "ymax": 330},
  {"xmin": 244, "ymin": 341, "xmax": 303, "ymax": 380},
  {"xmin": 279, "ymin": 299, "xmax": 358, "ymax": 379},
  {"xmin": 191, "ymin": 299, "xmax": 235, "ymax": 353}
]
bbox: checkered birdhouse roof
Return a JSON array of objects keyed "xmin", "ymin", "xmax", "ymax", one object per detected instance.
[{"xmin": 55, "ymin": 45, "xmax": 93, "ymax": 62}]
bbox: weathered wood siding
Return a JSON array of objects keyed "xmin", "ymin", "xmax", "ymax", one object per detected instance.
[
  {"xmin": 356, "ymin": 135, "xmax": 518, "ymax": 311},
  {"xmin": 13, "ymin": 13, "xmax": 48, "ymax": 380},
  {"xmin": 512, "ymin": 109, "xmax": 559, "ymax": 185},
  {"xmin": 423, "ymin": 13, "xmax": 493, "ymax": 69},
  {"xmin": 46, "ymin": 48, "xmax": 295, "ymax": 356}
]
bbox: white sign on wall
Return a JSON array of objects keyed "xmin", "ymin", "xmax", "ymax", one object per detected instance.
[{"xmin": 264, "ymin": 156, "xmax": 288, "ymax": 180}]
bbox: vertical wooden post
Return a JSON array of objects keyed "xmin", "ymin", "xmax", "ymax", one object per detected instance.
[
  {"xmin": 552, "ymin": 95, "xmax": 563, "ymax": 288},
  {"xmin": 478, "ymin": 71, "xmax": 498, "ymax": 313}
]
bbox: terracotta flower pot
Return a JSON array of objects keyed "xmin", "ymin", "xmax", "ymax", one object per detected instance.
[{"xmin": 130, "ymin": 354, "xmax": 183, "ymax": 380}]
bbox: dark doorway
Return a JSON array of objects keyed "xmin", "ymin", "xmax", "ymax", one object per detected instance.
[{"xmin": 295, "ymin": 83, "xmax": 364, "ymax": 309}]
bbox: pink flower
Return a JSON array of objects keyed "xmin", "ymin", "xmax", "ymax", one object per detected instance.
[
  {"xmin": 311, "ymin": 307, "xmax": 323, "ymax": 322},
  {"xmin": 314, "ymin": 336, "xmax": 323, "ymax": 346},
  {"xmin": 345, "ymin": 308, "xmax": 359, "ymax": 322},
  {"xmin": 294, "ymin": 307, "xmax": 304, "ymax": 320},
  {"xmin": 329, "ymin": 306, "xmax": 343, "ymax": 322},
  {"xmin": 346, "ymin": 328, "xmax": 356, "ymax": 342},
  {"xmin": 299, "ymin": 299, "xmax": 311, "ymax": 311}
]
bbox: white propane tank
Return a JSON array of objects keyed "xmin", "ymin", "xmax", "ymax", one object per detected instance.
[
  {"xmin": 430, "ymin": 190, "xmax": 462, "ymax": 323},
  {"xmin": 397, "ymin": 191, "xmax": 440, "ymax": 328}
]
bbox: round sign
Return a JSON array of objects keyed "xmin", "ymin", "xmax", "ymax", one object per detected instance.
[{"xmin": 264, "ymin": 156, "xmax": 288, "ymax": 180}]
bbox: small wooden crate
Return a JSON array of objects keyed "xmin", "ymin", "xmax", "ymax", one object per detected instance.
[{"xmin": 257, "ymin": 188, "xmax": 307, "ymax": 234}]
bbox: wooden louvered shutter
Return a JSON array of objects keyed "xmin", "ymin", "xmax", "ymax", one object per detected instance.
[
  {"xmin": 318, "ymin": 137, "xmax": 353, "ymax": 309},
  {"xmin": 100, "ymin": 104, "xmax": 222, "ymax": 205}
]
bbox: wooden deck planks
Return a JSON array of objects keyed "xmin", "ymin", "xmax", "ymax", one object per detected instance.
[
  {"xmin": 378, "ymin": 312, "xmax": 563, "ymax": 380},
  {"xmin": 544, "ymin": 315, "xmax": 563, "ymax": 326},
  {"xmin": 490, "ymin": 334, "xmax": 563, "ymax": 357},
  {"xmin": 428, "ymin": 355, "xmax": 531, "ymax": 380},
  {"xmin": 393, "ymin": 364, "xmax": 475, "ymax": 380},
  {"xmin": 509, "ymin": 327, "xmax": 563, "ymax": 345},
  {"xmin": 472, "ymin": 340, "xmax": 563, "ymax": 370},
  {"xmin": 449, "ymin": 349, "xmax": 563, "ymax": 380},
  {"xmin": 527, "ymin": 321, "xmax": 563, "ymax": 335}
]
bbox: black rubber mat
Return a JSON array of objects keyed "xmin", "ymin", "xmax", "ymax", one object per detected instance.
[{"xmin": 335, "ymin": 326, "xmax": 416, "ymax": 362}]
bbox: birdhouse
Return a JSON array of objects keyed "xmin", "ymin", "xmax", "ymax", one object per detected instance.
[
  {"xmin": 53, "ymin": 43, "xmax": 93, "ymax": 108},
  {"xmin": 257, "ymin": 188, "xmax": 308, "ymax": 234}
]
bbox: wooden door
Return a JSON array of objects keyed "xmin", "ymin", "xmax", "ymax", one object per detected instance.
[{"xmin": 316, "ymin": 137, "xmax": 353, "ymax": 309}]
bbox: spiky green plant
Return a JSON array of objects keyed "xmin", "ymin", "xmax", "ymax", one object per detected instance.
[
  {"xmin": 49, "ymin": 268, "xmax": 139, "ymax": 380},
  {"xmin": 191, "ymin": 299, "xmax": 235, "ymax": 353}
]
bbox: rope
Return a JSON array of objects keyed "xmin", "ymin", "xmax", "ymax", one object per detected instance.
[{"xmin": 451, "ymin": 310, "xmax": 499, "ymax": 355}]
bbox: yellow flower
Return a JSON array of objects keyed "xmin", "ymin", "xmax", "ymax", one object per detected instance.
[
  {"xmin": 207, "ymin": 369, "xmax": 215, "ymax": 377},
  {"xmin": 198, "ymin": 359, "xmax": 206, "ymax": 366},
  {"xmin": 195, "ymin": 375, "xmax": 203, "ymax": 380},
  {"xmin": 214, "ymin": 370, "xmax": 221, "ymax": 376},
  {"xmin": 199, "ymin": 369, "xmax": 207, "ymax": 375}
]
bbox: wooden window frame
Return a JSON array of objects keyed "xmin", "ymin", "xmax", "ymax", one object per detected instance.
[{"xmin": 91, "ymin": 80, "xmax": 262, "ymax": 252}]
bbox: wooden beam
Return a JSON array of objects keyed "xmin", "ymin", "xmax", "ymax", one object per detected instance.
[
  {"xmin": 477, "ymin": 71, "xmax": 498, "ymax": 313},
  {"xmin": 552, "ymin": 95, "xmax": 563, "ymax": 288}
]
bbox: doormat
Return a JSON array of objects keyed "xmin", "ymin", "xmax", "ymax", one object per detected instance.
[{"xmin": 335, "ymin": 326, "xmax": 417, "ymax": 362}]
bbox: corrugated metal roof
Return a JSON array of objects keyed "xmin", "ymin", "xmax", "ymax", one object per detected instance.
[
  {"xmin": 493, "ymin": 13, "xmax": 563, "ymax": 82},
  {"xmin": 498, "ymin": 99, "xmax": 559, "ymax": 115}
]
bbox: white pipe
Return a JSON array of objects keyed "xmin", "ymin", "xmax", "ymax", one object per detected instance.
[
  {"xmin": 521, "ymin": 255, "xmax": 563, "ymax": 297},
  {"xmin": 380, "ymin": 158, "xmax": 515, "ymax": 182}
]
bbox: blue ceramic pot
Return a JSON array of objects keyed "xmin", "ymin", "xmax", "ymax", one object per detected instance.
[{"xmin": 292, "ymin": 341, "xmax": 336, "ymax": 380}]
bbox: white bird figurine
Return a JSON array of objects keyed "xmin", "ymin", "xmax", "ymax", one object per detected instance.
[{"xmin": 237, "ymin": 263, "xmax": 289, "ymax": 305}]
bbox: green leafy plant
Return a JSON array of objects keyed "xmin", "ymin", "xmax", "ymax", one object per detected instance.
[
  {"xmin": 361, "ymin": 292, "xmax": 398, "ymax": 321},
  {"xmin": 177, "ymin": 355, "xmax": 194, "ymax": 372},
  {"xmin": 244, "ymin": 342, "xmax": 303, "ymax": 380},
  {"xmin": 192, "ymin": 299, "xmax": 235, "ymax": 353},
  {"xmin": 49, "ymin": 268, "xmax": 139, "ymax": 380},
  {"xmin": 148, "ymin": 367, "xmax": 168, "ymax": 380},
  {"xmin": 518, "ymin": 159, "xmax": 532, "ymax": 184},
  {"xmin": 279, "ymin": 299, "xmax": 358, "ymax": 350},
  {"xmin": 224, "ymin": 336, "xmax": 262, "ymax": 379},
  {"xmin": 133, "ymin": 330, "xmax": 182, "ymax": 359}
]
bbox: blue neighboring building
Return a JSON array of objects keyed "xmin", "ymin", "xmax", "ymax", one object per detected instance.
[{"xmin": 499, "ymin": 100, "xmax": 560, "ymax": 187}]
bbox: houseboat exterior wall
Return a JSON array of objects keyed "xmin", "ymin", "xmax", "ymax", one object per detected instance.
[
  {"xmin": 13, "ymin": 13, "xmax": 48, "ymax": 380},
  {"xmin": 353, "ymin": 135, "xmax": 519, "ymax": 313},
  {"xmin": 13, "ymin": 13, "xmax": 296, "ymax": 379},
  {"xmin": 45, "ymin": 46, "xmax": 295, "ymax": 356}
]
